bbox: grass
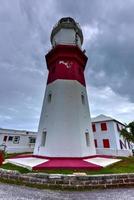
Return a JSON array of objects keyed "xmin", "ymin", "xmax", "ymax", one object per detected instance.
[
  {"xmin": 32, "ymin": 156, "xmax": 134, "ymax": 175},
  {"xmin": 1, "ymin": 163, "xmax": 30, "ymax": 173},
  {"xmin": 0, "ymin": 152, "xmax": 32, "ymax": 173},
  {"xmin": 0, "ymin": 155, "xmax": 134, "ymax": 191},
  {"xmin": 33, "ymin": 157, "xmax": 134, "ymax": 175},
  {"xmin": 4, "ymin": 152, "xmax": 31, "ymax": 159},
  {"xmin": 0, "ymin": 156, "xmax": 134, "ymax": 175},
  {"xmin": 95, "ymin": 156, "xmax": 134, "ymax": 174}
]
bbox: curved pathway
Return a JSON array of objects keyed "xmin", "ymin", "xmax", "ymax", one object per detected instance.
[{"xmin": 0, "ymin": 183, "xmax": 134, "ymax": 200}]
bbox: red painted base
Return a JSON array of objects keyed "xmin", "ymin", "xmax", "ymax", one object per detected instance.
[
  {"xmin": 10, "ymin": 154, "xmax": 114, "ymax": 170},
  {"xmin": 33, "ymin": 157, "xmax": 102, "ymax": 170}
]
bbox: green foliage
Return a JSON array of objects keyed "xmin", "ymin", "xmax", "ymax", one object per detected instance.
[
  {"xmin": 1, "ymin": 163, "xmax": 30, "ymax": 173},
  {"xmin": 120, "ymin": 121, "xmax": 134, "ymax": 143}
]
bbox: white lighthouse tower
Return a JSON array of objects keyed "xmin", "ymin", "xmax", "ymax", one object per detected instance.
[{"xmin": 34, "ymin": 17, "xmax": 96, "ymax": 158}]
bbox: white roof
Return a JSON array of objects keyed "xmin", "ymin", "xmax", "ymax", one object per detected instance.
[
  {"xmin": 0, "ymin": 128, "xmax": 37, "ymax": 136},
  {"xmin": 91, "ymin": 114, "xmax": 114, "ymax": 123}
]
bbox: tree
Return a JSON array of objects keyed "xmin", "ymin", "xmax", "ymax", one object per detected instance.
[{"xmin": 120, "ymin": 121, "xmax": 134, "ymax": 143}]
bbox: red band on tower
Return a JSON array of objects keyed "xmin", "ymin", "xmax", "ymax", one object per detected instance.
[{"xmin": 46, "ymin": 45, "xmax": 88, "ymax": 86}]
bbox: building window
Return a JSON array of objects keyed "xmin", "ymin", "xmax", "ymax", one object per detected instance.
[
  {"xmin": 85, "ymin": 132, "xmax": 90, "ymax": 146},
  {"xmin": 41, "ymin": 131, "xmax": 47, "ymax": 146},
  {"xmin": 13, "ymin": 136, "xmax": 20, "ymax": 144},
  {"xmin": 116, "ymin": 123, "xmax": 120, "ymax": 132},
  {"xmin": 81, "ymin": 94, "xmax": 85, "ymax": 105},
  {"xmin": 127, "ymin": 141, "xmax": 131, "ymax": 149},
  {"xmin": 94, "ymin": 139, "xmax": 98, "ymax": 148},
  {"xmin": 120, "ymin": 139, "xmax": 127, "ymax": 149},
  {"xmin": 8, "ymin": 136, "xmax": 13, "ymax": 141},
  {"xmin": 3, "ymin": 136, "xmax": 8, "ymax": 142},
  {"xmin": 103, "ymin": 139, "xmax": 110, "ymax": 148},
  {"xmin": 120, "ymin": 140, "xmax": 123, "ymax": 149},
  {"xmin": 29, "ymin": 137, "xmax": 36, "ymax": 144},
  {"xmin": 92, "ymin": 124, "xmax": 96, "ymax": 132},
  {"xmin": 101, "ymin": 122, "xmax": 107, "ymax": 131},
  {"xmin": 48, "ymin": 94, "xmax": 52, "ymax": 103}
]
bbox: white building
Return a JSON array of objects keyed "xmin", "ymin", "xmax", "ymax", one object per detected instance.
[
  {"xmin": 0, "ymin": 128, "xmax": 36, "ymax": 153},
  {"xmin": 92, "ymin": 114, "xmax": 133, "ymax": 157},
  {"xmin": 1, "ymin": 113, "xmax": 132, "ymax": 157}
]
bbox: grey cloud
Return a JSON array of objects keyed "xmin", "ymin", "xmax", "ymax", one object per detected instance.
[
  {"xmin": 0, "ymin": 0, "xmax": 134, "ymax": 130},
  {"xmin": 86, "ymin": 10, "xmax": 134, "ymax": 101},
  {"xmin": 56, "ymin": 0, "xmax": 134, "ymax": 101}
]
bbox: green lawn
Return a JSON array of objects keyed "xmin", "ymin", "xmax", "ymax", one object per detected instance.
[
  {"xmin": 0, "ymin": 156, "xmax": 134, "ymax": 175},
  {"xmin": 4, "ymin": 152, "xmax": 31, "ymax": 159},
  {"xmin": 1, "ymin": 163, "xmax": 30, "ymax": 173}
]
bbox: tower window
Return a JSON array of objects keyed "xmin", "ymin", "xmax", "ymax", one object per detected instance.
[
  {"xmin": 81, "ymin": 94, "xmax": 85, "ymax": 105},
  {"xmin": 41, "ymin": 131, "xmax": 47, "ymax": 146},
  {"xmin": 94, "ymin": 139, "xmax": 98, "ymax": 148},
  {"xmin": 85, "ymin": 132, "xmax": 90, "ymax": 146},
  {"xmin": 48, "ymin": 94, "xmax": 52, "ymax": 103}
]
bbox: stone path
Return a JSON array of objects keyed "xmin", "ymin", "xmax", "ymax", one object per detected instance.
[{"xmin": 0, "ymin": 183, "xmax": 134, "ymax": 200}]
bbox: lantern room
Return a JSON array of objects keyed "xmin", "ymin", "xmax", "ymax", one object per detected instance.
[{"xmin": 50, "ymin": 17, "xmax": 83, "ymax": 48}]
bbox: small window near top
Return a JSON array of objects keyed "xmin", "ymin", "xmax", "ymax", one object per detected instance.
[
  {"xmin": 85, "ymin": 132, "xmax": 90, "ymax": 146},
  {"xmin": 8, "ymin": 136, "xmax": 13, "ymax": 141},
  {"xmin": 13, "ymin": 136, "xmax": 20, "ymax": 144},
  {"xmin": 81, "ymin": 94, "xmax": 85, "ymax": 105},
  {"xmin": 101, "ymin": 122, "xmax": 107, "ymax": 131},
  {"xmin": 3, "ymin": 136, "xmax": 8, "ymax": 142},
  {"xmin": 48, "ymin": 94, "xmax": 52, "ymax": 103}
]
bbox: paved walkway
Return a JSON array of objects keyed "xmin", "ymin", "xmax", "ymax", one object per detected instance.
[
  {"xmin": 6, "ymin": 154, "xmax": 120, "ymax": 170},
  {"xmin": 0, "ymin": 183, "xmax": 134, "ymax": 200}
]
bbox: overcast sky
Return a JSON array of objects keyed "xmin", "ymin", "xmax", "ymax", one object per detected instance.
[{"xmin": 0, "ymin": 0, "xmax": 134, "ymax": 131}]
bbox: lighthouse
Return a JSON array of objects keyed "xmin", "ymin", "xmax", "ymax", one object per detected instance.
[
  {"xmin": 34, "ymin": 17, "xmax": 96, "ymax": 157},
  {"xmin": 6, "ymin": 17, "xmax": 120, "ymax": 170}
]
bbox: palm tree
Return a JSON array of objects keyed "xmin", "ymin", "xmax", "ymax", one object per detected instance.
[{"xmin": 120, "ymin": 121, "xmax": 134, "ymax": 143}]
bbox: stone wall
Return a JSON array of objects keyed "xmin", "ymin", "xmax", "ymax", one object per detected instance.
[{"xmin": 0, "ymin": 169, "xmax": 134, "ymax": 190}]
